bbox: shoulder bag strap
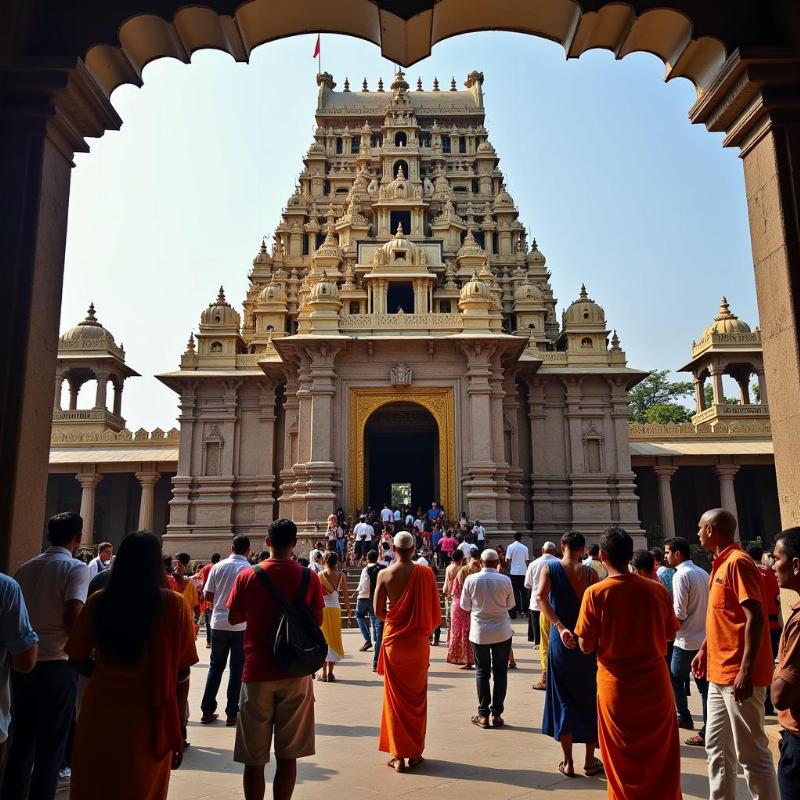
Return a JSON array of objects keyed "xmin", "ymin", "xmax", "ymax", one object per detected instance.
[
  {"xmin": 295, "ymin": 566, "xmax": 311, "ymax": 604},
  {"xmin": 253, "ymin": 565, "xmax": 287, "ymax": 609}
]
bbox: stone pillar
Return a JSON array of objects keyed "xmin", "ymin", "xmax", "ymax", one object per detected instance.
[
  {"xmin": 68, "ymin": 380, "xmax": 80, "ymax": 410},
  {"xmin": 738, "ymin": 377, "xmax": 751, "ymax": 405},
  {"xmin": 0, "ymin": 67, "xmax": 119, "ymax": 570},
  {"xmin": 76, "ymin": 471, "xmax": 103, "ymax": 543},
  {"xmin": 112, "ymin": 381, "xmax": 123, "ymax": 416},
  {"xmin": 690, "ymin": 53, "xmax": 800, "ymax": 526},
  {"xmin": 756, "ymin": 368, "xmax": 769, "ymax": 405},
  {"xmin": 94, "ymin": 371, "xmax": 109, "ymax": 410},
  {"xmin": 461, "ymin": 342, "xmax": 498, "ymax": 528},
  {"xmin": 710, "ymin": 367, "xmax": 724, "ymax": 406},
  {"xmin": 135, "ymin": 470, "xmax": 160, "ymax": 531},
  {"xmin": 715, "ymin": 465, "xmax": 740, "ymax": 522},
  {"xmin": 653, "ymin": 465, "xmax": 677, "ymax": 539},
  {"xmin": 54, "ymin": 375, "xmax": 64, "ymax": 411},
  {"xmin": 693, "ymin": 377, "xmax": 705, "ymax": 413},
  {"xmin": 489, "ymin": 362, "xmax": 512, "ymax": 534}
]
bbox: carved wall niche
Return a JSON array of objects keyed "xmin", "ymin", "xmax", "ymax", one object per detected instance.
[
  {"xmin": 583, "ymin": 422, "xmax": 605, "ymax": 474},
  {"xmin": 203, "ymin": 424, "xmax": 224, "ymax": 476}
]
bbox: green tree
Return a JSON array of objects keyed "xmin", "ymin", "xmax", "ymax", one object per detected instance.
[
  {"xmin": 628, "ymin": 370, "xmax": 693, "ymax": 423},
  {"xmin": 644, "ymin": 402, "xmax": 692, "ymax": 424}
]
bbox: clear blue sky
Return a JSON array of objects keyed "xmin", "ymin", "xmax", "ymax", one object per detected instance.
[{"xmin": 63, "ymin": 31, "xmax": 754, "ymax": 429}]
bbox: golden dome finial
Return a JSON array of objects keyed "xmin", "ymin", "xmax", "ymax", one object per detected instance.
[{"xmin": 579, "ymin": 283, "xmax": 588, "ymax": 301}]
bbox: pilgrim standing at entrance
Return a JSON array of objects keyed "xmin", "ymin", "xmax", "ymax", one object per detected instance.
[
  {"xmin": 376, "ymin": 532, "xmax": 441, "ymax": 772},
  {"xmin": 575, "ymin": 528, "xmax": 682, "ymax": 800},
  {"xmin": 537, "ymin": 532, "xmax": 601, "ymax": 778}
]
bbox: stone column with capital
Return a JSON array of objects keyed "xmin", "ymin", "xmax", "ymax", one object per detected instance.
[
  {"xmin": 693, "ymin": 377, "xmax": 705, "ymax": 413},
  {"xmin": 94, "ymin": 370, "xmax": 109, "ymax": 410},
  {"xmin": 112, "ymin": 381, "xmax": 123, "ymax": 417},
  {"xmin": 710, "ymin": 367, "xmax": 724, "ymax": 407},
  {"xmin": 690, "ymin": 53, "xmax": 800, "ymax": 525},
  {"xmin": 653, "ymin": 465, "xmax": 677, "ymax": 540},
  {"xmin": 0, "ymin": 68, "xmax": 119, "ymax": 570},
  {"xmin": 461, "ymin": 341, "xmax": 499, "ymax": 529},
  {"xmin": 756, "ymin": 368, "xmax": 769, "ymax": 405},
  {"xmin": 54, "ymin": 375, "xmax": 64, "ymax": 411},
  {"xmin": 76, "ymin": 471, "xmax": 103, "ymax": 543},
  {"xmin": 135, "ymin": 470, "xmax": 160, "ymax": 531},
  {"xmin": 715, "ymin": 465, "xmax": 740, "ymax": 521},
  {"xmin": 68, "ymin": 380, "xmax": 80, "ymax": 411}
]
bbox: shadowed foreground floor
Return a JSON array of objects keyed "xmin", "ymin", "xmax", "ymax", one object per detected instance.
[{"xmin": 82, "ymin": 620, "xmax": 777, "ymax": 799}]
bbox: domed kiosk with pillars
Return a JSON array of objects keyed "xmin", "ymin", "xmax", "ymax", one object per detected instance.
[{"xmin": 156, "ymin": 70, "xmax": 648, "ymax": 555}]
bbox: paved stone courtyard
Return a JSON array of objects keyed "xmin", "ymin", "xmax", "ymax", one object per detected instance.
[{"xmin": 162, "ymin": 621, "xmax": 775, "ymax": 799}]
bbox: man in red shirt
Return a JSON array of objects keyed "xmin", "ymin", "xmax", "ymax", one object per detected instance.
[
  {"xmin": 748, "ymin": 544, "xmax": 782, "ymax": 715},
  {"xmin": 198, "ymin": 553, "xmax": 221, "ymax": 649},
  {"xmin": 227, "ymin": 520, "xmax": 324, "ymax": 800}
]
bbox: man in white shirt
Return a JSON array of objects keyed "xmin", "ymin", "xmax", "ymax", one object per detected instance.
[
  {"xmin": 309, "ymin": 549, "xmax": 324, "ymax": 573},
  {"xmin": 3, "ymin": 512, "xmax": 90, "ymax": 800},
  {"xmin": 472, "ymin": 521, "xmax": 486, "ymax": 548},
  {"xmin": 664, "ymin": 536, "xmax": 709, "ymax": 746},
  {"xmin": 524, "ymin": 542, "xmax": 559, "ymax": 649},
  {"xmin": 354, "ymin": 515, "xmax": 374, "ymax": 563},
  {"xmin": 380, "ymin": 504, "xmax": 394, "ymax": 524},
  {"xmin": 457, "ymin": 537, "xmax": 473, "ymax": 561},
  {"xmin": 461, "ymin": 549, "xmax": 515, "ymax": 729},
  {"xmin": 87, "ymin": 542, "xmax": 112, "ymax": 578},
  {"xmin": 504, "ymin": 532, "xmax": 530, "ymax": 618},
  {"xmin": 200, "ymin": 535, "xmax": 251, "ymax": 727}
]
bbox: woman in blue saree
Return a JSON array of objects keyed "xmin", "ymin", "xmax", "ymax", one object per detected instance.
[{"xmin": 537, "ymin": 531, "xmax": 603, "ymax": 778}]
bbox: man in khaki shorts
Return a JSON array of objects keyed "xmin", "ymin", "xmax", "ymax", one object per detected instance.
[{"xmin": 227, "ymin": 519, "xmax": 324, "ymax": 800}]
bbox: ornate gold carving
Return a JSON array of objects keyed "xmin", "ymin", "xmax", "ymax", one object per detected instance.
[{"xmin": 348, "ymin": 387, "xmax": 456, "ymax": 518}]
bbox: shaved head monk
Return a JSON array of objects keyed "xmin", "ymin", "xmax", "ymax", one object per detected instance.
[
  {"xmin": 693, "ymin": 508, "xmax": 779, "ymax": 800},
  {"xmin": 375, "ymin": 531, "xmax": 441, "ymax": 773},
  {"xmin": 575, "ymin": 528, "xmax": 681, "ymax": 800}
]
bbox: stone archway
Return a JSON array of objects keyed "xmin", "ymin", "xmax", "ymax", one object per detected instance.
[
  {"xmin": 3, "ymin": 2, "xmax": 800, "ymax": 569},
  {"xmin": 347, "ymin": 387, "xmax": 456, "ymax": 520},
  {"xmin": 364, "ymin": 402, "xmax": 438, "ymax": 513}
]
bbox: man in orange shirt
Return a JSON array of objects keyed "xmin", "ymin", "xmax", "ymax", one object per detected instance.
[
  {"xmin": 691, "ymin": 508, "xmax": 778, "ymax": 800},
  {"xmin": 575, "ymin": 527, "xmax": 681, "ymax": 800},
  {"xmin": 770, "ymin": 527, "xmax": 800, "ymax": 798}
]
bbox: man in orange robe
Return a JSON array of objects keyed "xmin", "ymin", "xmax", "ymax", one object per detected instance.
[
  {"xmin": 375, "ymin": 531, "xmax": 441, "ymax": 773},
  {"xmin": 575, "ymin": 528, "xmax": 682, "ymax": 800}
]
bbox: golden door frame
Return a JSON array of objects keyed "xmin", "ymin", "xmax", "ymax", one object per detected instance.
[{"xmin": 348, "ymin": 386, "xmax": 456, "ymax": 519}]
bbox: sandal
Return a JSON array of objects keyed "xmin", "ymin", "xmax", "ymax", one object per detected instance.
[
  {"xmin": 407, "ymin": 756, "xmax": 424, "ymax": 769},
  {"xmin": 532, "ymin": 676, "xmax": 546, "ymax": 690},
  {"xmin": 328, "ymin": 673, "xmax": 336, "ymax": 682},
  {"xmin": 317, "ymin": 674, "xmax": 328, "ymax": 682},
  {"xmin": 387, "ymin": 757, "xmax": 405, "ymax": 773},
  {"xmin": 685, "ymin": 734, "xmax": 705, "ymax": 747},
  {"xmin": 508, "ymin": 661, "xmax": 518, "ymax": 669},
  {"xmin": 491, "ymin": 716, "xmax": 504, "ymax": 727},
  {"xmin": 584, "ymin": 758, "xmax": 604, "ymax": 777},
  {"xmin": 558, "ymin": 761, "xmax": 575, "ymax": 778},
  {"xmin": 471, "ymin": 715, "xmax": 489, "ymax": 729},
  {"xmin": 459, "ymin": 664, "xmax": 474, "ymax": 670}
]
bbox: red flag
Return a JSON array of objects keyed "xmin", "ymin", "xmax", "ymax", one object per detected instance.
[{"xmin": 312, "ymin": 34, "xmax": 320, "ymax": 59}]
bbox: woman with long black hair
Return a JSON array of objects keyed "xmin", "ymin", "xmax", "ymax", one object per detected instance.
[{"xmin": 66, "ymin": 531, "xmax": 198, "ymax": 800}]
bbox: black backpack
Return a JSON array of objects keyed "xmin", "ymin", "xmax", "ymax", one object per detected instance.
[{"xmin": 253, "ymin": 565, "xmax": 327, "ymax": 677}]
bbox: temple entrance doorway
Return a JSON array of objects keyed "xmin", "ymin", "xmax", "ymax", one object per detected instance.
[{"xmin": 364, "ymin": 402, "xmax": 438, "ymax": 512}]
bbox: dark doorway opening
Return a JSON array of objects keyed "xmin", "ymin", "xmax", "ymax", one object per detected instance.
[
  {"xmin": 365, "ymin": 403, "xmax": 437, "ymax": 512},
  {"xmin": 390, "ymin": 209, "xmax": 411, "ymax": 235},
  {"xmin": 387, "ymin": 282, "xmax": 414, "ymax": 313}
]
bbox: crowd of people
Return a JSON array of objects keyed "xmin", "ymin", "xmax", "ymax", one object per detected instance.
[{"xmin": 1, "ymin": 504, "xmax": 799, "ymax": 800}]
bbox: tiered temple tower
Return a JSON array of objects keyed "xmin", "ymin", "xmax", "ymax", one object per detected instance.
[{"xmin": 159, "ymin": 70, "xmax": 645, "ymax": 554}]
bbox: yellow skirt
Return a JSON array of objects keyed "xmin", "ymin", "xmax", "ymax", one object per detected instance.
[{"xmin": 321, "ymin": 606, "xmax": 344, "ymax": 661}]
